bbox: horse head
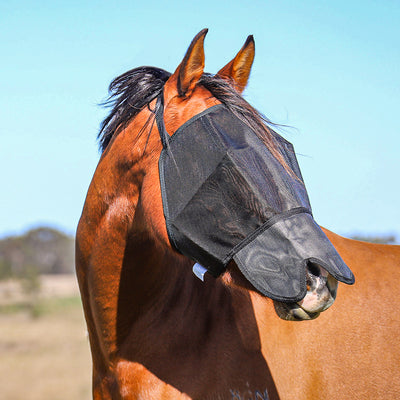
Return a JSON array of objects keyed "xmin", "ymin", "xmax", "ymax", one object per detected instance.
[{"xmin": 97, "ymin": 29, "xmax": 354, "ymax": 322}]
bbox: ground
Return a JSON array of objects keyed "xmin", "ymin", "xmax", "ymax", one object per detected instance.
[{"xmin": 0, "ymin": 275, "xmax": 92, "ymax": 400}]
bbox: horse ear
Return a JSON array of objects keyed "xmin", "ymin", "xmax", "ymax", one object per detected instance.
[
  {"xmin": 172, "ymin": 29, "xmax": 208, "ymax": 98},
  {"xmin": 217, "ymin": 35, "xmax": 255, "ymax": 93}
]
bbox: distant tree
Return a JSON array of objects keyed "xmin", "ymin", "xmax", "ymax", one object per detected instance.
[
  {"xmin": 350, "ymin": 235, "xmax": 397, "ymax": 245},
  {"xmin": 0, "ymin": 227, "xmax": 75, "ymax": 279}
]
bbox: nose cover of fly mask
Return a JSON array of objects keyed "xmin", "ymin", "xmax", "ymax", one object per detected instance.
[{"xmin": 155, "ymin": 94, "xmax": 354, "ymax": 302}]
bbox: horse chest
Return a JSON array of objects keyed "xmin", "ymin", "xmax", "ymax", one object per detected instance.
[
  {"xmin": 112, "ymin": 308, "xmax": 278, "ymax": 400},
  {"xmin": 114, "ymin": 358, "xmax": 272, "ymax": 400}
]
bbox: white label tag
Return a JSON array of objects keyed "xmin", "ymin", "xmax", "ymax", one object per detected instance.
[{"xmin": 192, "ymin": 263, "xmax": 207, "ymax": 281}]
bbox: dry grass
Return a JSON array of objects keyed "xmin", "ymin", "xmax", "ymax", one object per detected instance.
[
  {"xmin": 0, "ymin": 274, "xmax": 80, "ymax": 305},
  {"xmin": 0, "ymin": 277, "xmax": 92, "ymax": 400}
]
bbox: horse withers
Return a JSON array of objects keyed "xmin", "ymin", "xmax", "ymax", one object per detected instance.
[{"xmin": 76, "ymin": 30, "xmax": 397, "ymax": 400}]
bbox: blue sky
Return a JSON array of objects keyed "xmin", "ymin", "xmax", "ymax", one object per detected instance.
[{"xmin": 1, "ymin": 0, "xmax": 399, "ymax": 240}]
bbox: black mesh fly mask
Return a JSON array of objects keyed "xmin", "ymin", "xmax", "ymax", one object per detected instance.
[{"xmin": 155, "ymin": 94, "xmax": 354, "ymax": 302}]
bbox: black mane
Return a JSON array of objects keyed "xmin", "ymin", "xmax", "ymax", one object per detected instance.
[
  {"xmin": 98, "ymin": 66, "xmax": 171, "ymax": 151},
  {"xmin": 98, "ymin": 67, "xmax": 279, "ymax": 156}
]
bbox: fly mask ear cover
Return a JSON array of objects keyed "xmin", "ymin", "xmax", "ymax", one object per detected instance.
[{"xmin": 155, "ymin": 93, "xmax": 354, "ymax": 302}]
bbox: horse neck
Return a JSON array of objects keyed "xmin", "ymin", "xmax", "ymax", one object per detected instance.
[
  {"xmin": 117, "ymin": 230, "xmax": 267, "ymax": 364},
  {"xmin": 118, "ymin": 222, "xmax": 231, "ymax": 332},
  {"xmin": 120, "ymin": 192, "xmax": 261, "ymax": 349}
]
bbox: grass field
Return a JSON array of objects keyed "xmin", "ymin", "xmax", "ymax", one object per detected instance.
[{"xmin": 0, "ymin": 276, "xmax": 92, "ymax": 400}]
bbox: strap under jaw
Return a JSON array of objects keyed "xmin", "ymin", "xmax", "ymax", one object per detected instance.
[{"xmin": 155, "ymin": 92, "xmax": 170, "ymax": 148}]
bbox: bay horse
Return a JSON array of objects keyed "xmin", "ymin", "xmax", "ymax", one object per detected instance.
[{"xmin": 76, "ymin": 30, "xmax": 400, "ymax": 399}]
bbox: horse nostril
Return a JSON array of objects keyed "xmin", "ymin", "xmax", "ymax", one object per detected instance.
[
  {"xmin": 306, "ymin": 262, "xmax": 324, "ymax": 292},
  {"xmin": 307, "ymin": 262, "xmax": 321, "ymax": 278}
]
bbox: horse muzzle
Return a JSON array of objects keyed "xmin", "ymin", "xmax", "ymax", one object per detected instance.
[
  {"xmin": 273, "ymin": 262, "xmax": 338, "ymax": 321},
  {"xmin": 232, "ymin": 212, "xmax": 354, "ymax": 303}
]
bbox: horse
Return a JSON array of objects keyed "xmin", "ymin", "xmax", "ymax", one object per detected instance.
[{"xmin": 76, "ymin": 30, "xmax": 400, "ymax": 399}]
